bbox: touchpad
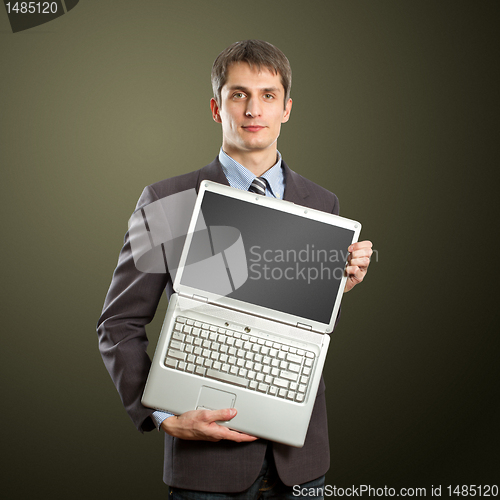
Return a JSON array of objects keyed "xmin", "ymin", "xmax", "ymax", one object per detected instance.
[{"xmin": 196, "ymin": 385, "xmax": 236, "ymax": 411}]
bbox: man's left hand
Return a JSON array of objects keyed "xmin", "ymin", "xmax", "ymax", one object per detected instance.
[{"xmin": 344, "ymin": 240, "xmax": 373, "ymax": 293}]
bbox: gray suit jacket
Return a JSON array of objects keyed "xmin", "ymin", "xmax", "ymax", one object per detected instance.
[{"xmin": 97, "ymin": 157, "xmax": 339, "ymax": 492}]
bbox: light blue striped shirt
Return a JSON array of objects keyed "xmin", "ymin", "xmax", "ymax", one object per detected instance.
[
  {"xmin": 219, "ymin": 148, "xmax": 285, "ymax": 199},
  {"xmin": 151, "ymin": 149, "xmax": 286, "ymax": 430}
]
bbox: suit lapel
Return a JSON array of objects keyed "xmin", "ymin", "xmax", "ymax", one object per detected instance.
[
  {"xmin": 196, "ymin": 157, "xmax": 230, "ymax": 191},
  {"xmin": 282, "ymin": 161, "xmax": 310, "ymax": 205}
]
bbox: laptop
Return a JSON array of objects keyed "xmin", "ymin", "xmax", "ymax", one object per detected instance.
[{"xmin": 141, "ymin": 180, "xmax": 361, "ymax": 447}]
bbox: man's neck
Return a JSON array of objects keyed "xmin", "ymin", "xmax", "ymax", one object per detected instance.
[{"xmin": 222, "ymin": 146, "xmax": 278, "ymax": 177}]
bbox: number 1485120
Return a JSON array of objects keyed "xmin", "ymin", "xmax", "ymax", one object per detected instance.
[{"xmin": 5, "ymin": 2, "xmax": 59, "ymax": 14}]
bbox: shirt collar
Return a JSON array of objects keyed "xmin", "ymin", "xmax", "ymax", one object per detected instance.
[{"xmin": 219, "ymin": 148, "xmax": 283, "ymax": 198}]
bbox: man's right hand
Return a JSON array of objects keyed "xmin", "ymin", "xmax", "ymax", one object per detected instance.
[{"xmin": 160, "ymin": 408, "xmax": 258, "ymax": 442}]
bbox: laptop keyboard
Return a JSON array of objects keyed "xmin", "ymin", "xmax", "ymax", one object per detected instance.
[{"xmin": 164, "ymin": 316, "xmax": 316, "ymax": 403}]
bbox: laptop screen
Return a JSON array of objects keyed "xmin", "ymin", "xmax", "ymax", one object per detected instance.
[{"xmin": 180, "ymin": 191, "xmax": 355, "ymax": 325}]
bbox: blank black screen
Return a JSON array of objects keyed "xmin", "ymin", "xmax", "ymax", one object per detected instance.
[{"xmin": 181, "ymin": 192, "xmax": 355, "ymax": 325}]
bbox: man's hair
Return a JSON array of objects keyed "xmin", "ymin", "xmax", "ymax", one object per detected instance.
[{"xmin": 211, "ymin": 40, "xmax": 292, "ymax": 107}]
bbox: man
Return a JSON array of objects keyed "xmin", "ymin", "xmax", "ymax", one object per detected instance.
[{"xmin": 97, "ymin": 40, "xmax": 372, "ymax": 499}]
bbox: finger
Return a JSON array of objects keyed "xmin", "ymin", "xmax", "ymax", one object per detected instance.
[
  {"xmin": 346, "ymin": 266, "xmax": 365, "ymax": 283},
  {"xmin": 348, "ymin": 240, "xmax": 373, "ymax": 252},
  {"xmin": 349, "ymin": 247, "xmax": 373, "ymax": 259},
  {"xmin": 198, "ymin": 420, "xmax": 258, "ymax": 442},
  {"xmin": 213, "ymin": 425, "xmax": 259, "ymax": 442},
  {"xmin": 203, "ymin": 408, "xmax": 237, "ymax": 423},
  {"xmin": 348, "ymin": 256, "xmax": 371, "ymax": 269}
]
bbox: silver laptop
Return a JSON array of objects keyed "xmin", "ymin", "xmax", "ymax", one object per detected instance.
[{"xmin": 142, "ymin": 181, "xmax": 361, "ymax": 447}]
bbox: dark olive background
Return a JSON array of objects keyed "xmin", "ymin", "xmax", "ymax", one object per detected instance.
[{"xmin": 1, "ymin": 1, "xmax": 498, "ymax": 498}]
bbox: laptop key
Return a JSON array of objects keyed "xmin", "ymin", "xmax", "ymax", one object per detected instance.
[
  {"xmin": 206, "ymin": 369, "xmax": 249, "ymax": 388},
  {"xmin": 170, "ymin": 340, "xmax": 183, "ymax": 351},
  {"xmin": 280, "ymin": 370, "xmax": 298, "ymax": 382},
  {"xmin": 165, "ymin": 357, "xmax": 177, "ymax": 368},
  {"xmin": 286, "ymin": 353, "xmax": 302, "ymax": 364},
  {"xmin": 168, "ymin": 349, "xmax": 187, "ymax": 361},
  {"xmin": 172, "ymin": 331, "xmax": 185, "ymax": 341},
  {"xmin": 274, "ymin": 378, "xmax": 289, "ymax": 389}
]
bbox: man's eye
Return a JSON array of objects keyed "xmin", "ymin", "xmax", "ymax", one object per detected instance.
[
  {"xmin": 233, "ymin": 92, "xmax": 245, "ymax": 99},
  {"xmin": 264, "ymin": 94, "xmax": 274, "ymax": 99}
]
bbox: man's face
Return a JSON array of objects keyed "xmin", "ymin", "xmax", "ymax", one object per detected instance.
[{"xmin": 210, "ymin": 62, "xmax": 292, "ymax": 158}]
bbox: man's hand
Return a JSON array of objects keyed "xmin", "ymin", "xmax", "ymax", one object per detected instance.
[
  {"xmin": 160, "ymin": 408, "xmax": 258, "ymax": 442},
  {"xmin": 344, "ymin": 240, "xmax": 373, "ymax": 293}
]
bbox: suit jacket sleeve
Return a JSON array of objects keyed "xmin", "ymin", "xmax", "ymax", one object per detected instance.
[{"xmin": 97, "ymin": 185, "xmax": 169, "ymax": 433}]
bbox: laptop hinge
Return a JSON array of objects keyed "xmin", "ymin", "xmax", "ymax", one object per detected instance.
[
  {"xmin": 179, "ymin": 293, "xmax": 209, "ymax": 303},
  {"xmin": 296, "ymin": 322, "xmax": 313, "ymax": 331},
  {"xmin": 192, "ymin": 294, "xmax": 209, "ymax": 303}
]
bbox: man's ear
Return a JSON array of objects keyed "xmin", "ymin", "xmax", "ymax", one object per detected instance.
[
  {"xmin": 210, "ymin": 98, "xmax": 222, "ymax": 123},
  {"xmin": 282, "ymin": 98, "xmax": 293, "ymax": 123}
]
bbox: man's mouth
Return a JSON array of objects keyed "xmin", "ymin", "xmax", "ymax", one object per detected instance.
[{"xmin": 242, "ymin": 125, "xmax": 265, "ymax": 132}]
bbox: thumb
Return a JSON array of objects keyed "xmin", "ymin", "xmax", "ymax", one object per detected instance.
[{"xmin": 211, "ymin": 408, "xmax": 237, "ymax": 422}]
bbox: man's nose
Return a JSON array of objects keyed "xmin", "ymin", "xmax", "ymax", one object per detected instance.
[{"xmin": 245, "ymin": 98, "xmax": 262, "ymax": 118}]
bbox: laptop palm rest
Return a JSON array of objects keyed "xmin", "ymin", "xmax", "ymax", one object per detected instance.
[{"xmin": 196, "ymin": 386, "xmax": 236, "ymax": 411}]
